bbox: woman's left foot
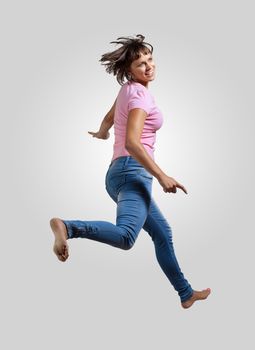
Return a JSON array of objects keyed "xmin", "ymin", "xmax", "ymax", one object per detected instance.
[
  {"xmin": 181, "ymin": 288, "xmax": 211, "ymax": 309},
  {"xmin": 50, "ymin": 218, "xmax": 69, "ymax": 262}
]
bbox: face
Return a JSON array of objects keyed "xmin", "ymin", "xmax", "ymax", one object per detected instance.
[{"xmin": 128, "ymin": 50, "xmax": 155, "ymax": 87}]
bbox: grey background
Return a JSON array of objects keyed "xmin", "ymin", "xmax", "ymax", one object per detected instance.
[{"xmin": 1, "ymin": 0, "xmax": 254, "ymax": 349}]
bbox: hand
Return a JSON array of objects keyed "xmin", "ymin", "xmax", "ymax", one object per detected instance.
[
  {"xmin": 157, "ymin": 173, "xmax": 188, "ymax": 194},
  {"xmin": 88, "ymin": 131, "xmax": 110, "ymax": 140}
]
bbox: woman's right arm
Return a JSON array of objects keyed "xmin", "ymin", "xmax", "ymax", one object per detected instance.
[
  {"xmin": 88, "ymin": 98, "xmax": 117, "ymax": 139},
  {"xmin": 125, "ymin": 108, "xmax": 187, "ymax": 194}
]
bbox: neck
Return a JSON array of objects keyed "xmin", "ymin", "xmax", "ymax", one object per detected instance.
[{"xmin": 131, "ymin": 79, "xmax": 149, "ymax": 89}]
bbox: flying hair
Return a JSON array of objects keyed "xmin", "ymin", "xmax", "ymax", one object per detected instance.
[{"xmin": 99, "ymin": 34, "xmax": 154, "ymax": 86}]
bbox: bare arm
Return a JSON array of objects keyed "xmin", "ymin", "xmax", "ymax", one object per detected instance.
[
  {"xmin": 88, "ymin": 98, "xmax": 117, "ymax": 139},
  {"xmin": 125, "ymin": 108, "xmax": 187, "ymax": 194}
]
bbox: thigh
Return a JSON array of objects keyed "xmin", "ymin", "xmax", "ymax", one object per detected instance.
[
  {"xmin": 105, "ymin": 156, "xmax": 154, "ymax": 243},
  {"xmin": 142, "ymin": 198, "xmax": 173, "ymax": 243},
  {"xmin": 115, "ymin": 171, "xmax": 153, "ymax": 245}
]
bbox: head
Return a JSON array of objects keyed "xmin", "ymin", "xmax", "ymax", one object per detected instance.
[{"xmin": 99, "ymin": 34, "xmax": 155, "ymax": 87}]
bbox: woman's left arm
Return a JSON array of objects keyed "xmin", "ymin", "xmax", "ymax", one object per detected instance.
[{"xmin": 88, "ymin": 98, "xmax": 116, "ymax": 140}]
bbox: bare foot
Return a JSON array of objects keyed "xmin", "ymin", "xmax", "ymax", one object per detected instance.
[
  {"xmin": 181, "ymin": 288, "xmax": 211, "ymax": 309},
  {"xmin": 50, "ymin": 218, "xmax": 69, "ymax": 262}
]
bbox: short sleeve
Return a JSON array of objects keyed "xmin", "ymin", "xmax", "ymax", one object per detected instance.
[{"xmin": 127, "ymin": 88, "xmax": 151, "ymax": 114}]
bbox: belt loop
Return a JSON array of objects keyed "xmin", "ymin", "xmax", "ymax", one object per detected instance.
[{"xmin": 123, "ymin": 156, "xmax": 130, "ymax": 168}]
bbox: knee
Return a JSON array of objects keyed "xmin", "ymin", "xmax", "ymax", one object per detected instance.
[
  {"xmin": 120, "ymin": 238, "xmax": 134, "ymax": 251},
  {"xmin": 118, "ymin": 228, "xmax": 137, "ymax": 250}
]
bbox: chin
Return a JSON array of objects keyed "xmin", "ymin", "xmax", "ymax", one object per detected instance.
[{"xmin": 145, "ymin": 74, "xmax": 155, "ymax": 80}]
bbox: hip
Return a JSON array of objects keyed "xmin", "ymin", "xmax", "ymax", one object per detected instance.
[
  {"xmin": 105, "ymin": 156, "xmax": 153, "ymax": 192},
  {"xmin": 107, "ymin": 156, "xmax": 153, "ymax": 179}
]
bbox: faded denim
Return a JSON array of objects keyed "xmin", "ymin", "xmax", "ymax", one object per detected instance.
[{"xmin": 62, "ymin": 156, "xmax": 193, "ymax": 302}]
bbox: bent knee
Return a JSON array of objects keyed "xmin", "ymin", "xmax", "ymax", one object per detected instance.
[{"xmin": 120, "ymin": 239, "xmax": 134, "ymax": 250}]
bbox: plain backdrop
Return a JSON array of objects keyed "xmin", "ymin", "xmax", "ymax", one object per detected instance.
[{"xmin": 1, "ymin": 0, "xmax": 254, "ymax": 349}]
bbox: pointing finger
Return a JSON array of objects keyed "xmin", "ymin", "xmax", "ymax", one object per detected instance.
[{"xmin": 176, "ymin": 183, "xmax": 188, "ymax": 194}]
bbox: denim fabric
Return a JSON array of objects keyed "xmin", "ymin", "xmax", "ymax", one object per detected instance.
[{"xmin": 62, "ymin": 156, "xmax": 193, "ymax": 302}]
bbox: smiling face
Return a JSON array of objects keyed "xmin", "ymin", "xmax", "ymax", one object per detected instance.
[{"xmin": 128, "ymin": 50, "xmax": 155, "ymax": 88}]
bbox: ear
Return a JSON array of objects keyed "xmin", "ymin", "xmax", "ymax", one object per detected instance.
[{"xmin": 127, "ymin": 71, "xmax": 132, "ymax": 80}]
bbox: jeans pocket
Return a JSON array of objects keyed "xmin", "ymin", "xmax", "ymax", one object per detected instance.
[{"xmin": 107, "ymin": 172, "xmax": 126, "ymax": 195}]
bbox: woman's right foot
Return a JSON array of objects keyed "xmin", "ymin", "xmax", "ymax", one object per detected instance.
[
  {"xmin": 50, "ymin": 218, "xmax": 69, "ymax": 262},
  {"xmin": 181, "ymin": 288, "xmax": 211, "ymax": 309}
]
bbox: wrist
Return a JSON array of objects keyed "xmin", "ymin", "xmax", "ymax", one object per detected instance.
[
  {"xmin": 156, "ymin": 171, "xmax": 166, "ymax": 181},
  {"xmin": 98, "ymin": 126, "xmax": 109, "ymax": 135},
  {"xmin": 99, "ymin": 120, "xmax": 113, "ymax": 134}
]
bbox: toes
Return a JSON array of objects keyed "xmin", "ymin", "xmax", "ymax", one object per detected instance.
[
  {"xmin": 63, "ymin": 252, "xmax": 69, "ymax": 260},
  {"xmin": 61, "ymin": 246, "xmax": 69, "ymax": 260},
  {"xmin": 63, "ymin": 246, "xmax": 69, "ymax": 258},
  {"xmin": 53, "ymin": 244, "xmax": 69, "ymax": 262},
  {"xmin": 57, "ymin": 254, "xmax": 65, "ymax": 261},
  {"xmin": 57, "ymin": 249, "xmax": 68, "ymax": 261},
  {"xmin": 58, "ymin": 252, "xmax": 68, "ymax": 261}
]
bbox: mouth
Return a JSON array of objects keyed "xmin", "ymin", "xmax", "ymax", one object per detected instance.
[{"xmin": 145, "ymin": 70, "xmax": 154, "ymax": 77}]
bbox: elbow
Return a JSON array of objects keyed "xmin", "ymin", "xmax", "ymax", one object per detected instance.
[{"xmin": 125, "ymin": 141, "xmax": 140, "ymax": 153}]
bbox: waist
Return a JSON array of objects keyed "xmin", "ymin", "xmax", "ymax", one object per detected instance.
[
  {"xmin": 108, "ymin": 156, "xmax": 148, "ymax": 174},
  {"xmin": 109, "ymin": 155, "xmax": 140, "ymax": 168},
  {"xmin": 107, "ymin": 156, "xmax": 153, "ymax": 180}
]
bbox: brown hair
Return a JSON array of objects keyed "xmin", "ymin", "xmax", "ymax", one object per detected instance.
[{"xmin": 99, "ymin": 34, "xmax": 153, "ymax": 86}]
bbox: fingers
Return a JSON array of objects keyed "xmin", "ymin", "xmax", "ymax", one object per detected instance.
[
  {"xmin": 163, "ymin": 183, "xmax": 188, "ymax": 194},
  {"xmin": 88, "ymin": 131, "xmax": 96, "ymax": 137},
  {"xmin": 163, "ymin": 186, "xmax": 176, "ymax": 193},
  {"xmin": 172, "ymin": 186, "xmax": 177, "ymax": 193},
  {"xmin": 176, "ymin": 183, "xmax": 188, "ymax": 194}
]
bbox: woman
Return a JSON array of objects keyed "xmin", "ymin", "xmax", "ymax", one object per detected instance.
[{"xmin": 50, "ymin": 34, "xmax": 211, "ymax": 309}]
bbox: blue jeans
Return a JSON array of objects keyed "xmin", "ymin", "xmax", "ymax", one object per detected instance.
[{"xmin": 62, "ymin": 156, "xmax": 193, "ymax": 302}]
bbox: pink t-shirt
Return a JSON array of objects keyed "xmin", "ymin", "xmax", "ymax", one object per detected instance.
[{"xmin": 111, "ymin": 80, "xmax": 164, "ymax": 162}]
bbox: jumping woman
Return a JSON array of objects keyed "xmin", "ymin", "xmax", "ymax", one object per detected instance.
[{"xmin": 50, "ymin": 34, "xmax": 211, "ymax": 309}]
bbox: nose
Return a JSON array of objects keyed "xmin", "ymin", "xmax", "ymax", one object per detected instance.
[
  {"xmin": 146, "ymin": 66, "xmax": 154, "ymax": 73},
  {"xmin": 146, "ymin": 62, "xmax": 154, "ymax": 71}
]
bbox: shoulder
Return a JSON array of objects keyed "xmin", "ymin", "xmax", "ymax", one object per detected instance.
[
  {"xmin": 118, "ymin": 81, "xmax": 149, "ymax": 95},
  {"xmin": 126, "ymin": 82, "xmax": 152, "ymax": 114},
  {"xmin": 127, "ymin": 82, "xmax": 152, "ymax": 101},
  {"xmin": 117, "ymin": 81, "xmax": 146, "ymax": 101}
]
